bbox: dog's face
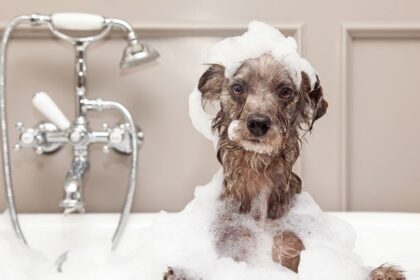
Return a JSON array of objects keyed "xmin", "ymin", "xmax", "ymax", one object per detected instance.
[{"xmin": 199, "ymin": 53, "xmax": 328, "ymax": 155}]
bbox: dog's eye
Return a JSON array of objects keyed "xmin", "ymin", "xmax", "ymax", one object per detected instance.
[
  {"xmin": 231, "ymin": 84, "xmax": 244, "ymax": 95},
  {"xmin": 278, "ymin": 86, "xmax": 293, "ymax": 99}
]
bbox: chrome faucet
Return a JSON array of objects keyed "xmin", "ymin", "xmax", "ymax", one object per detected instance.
[
  {"xmin": 61, "ymin": 157, "xmax": 89, "ymax": 214},
  {"xmin": 0, "ymin": 13, "xmax": 156, "ymax": 250}
]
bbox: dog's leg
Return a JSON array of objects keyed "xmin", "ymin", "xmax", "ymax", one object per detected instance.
[
  {"xmin": 267, "ymin": 172, "xmax": 302, "ymax": 220},
  {"xmin": 163, "ymin": 267, "xmax": 202, "ymax": 280},
  {"xmin": 369, "ymin": 264, "xmax": 405, "ymax": 280},
  {"xmin": 214, "ymin": 223, "xmax": 254, "ymax": 262},
  {"xmin": 272, "ymin": 231, "xmax": 304, "ymax": 273}
]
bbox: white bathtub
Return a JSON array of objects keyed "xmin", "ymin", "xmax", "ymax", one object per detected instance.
[{"xmin": 0, "ymin": 212, "xmax": 419, "ymax": 272}]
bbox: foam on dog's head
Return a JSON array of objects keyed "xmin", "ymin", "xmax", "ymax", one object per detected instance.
[{"xmin": 189, "ymin": 21, "xmax": 318, "ymax": 144}]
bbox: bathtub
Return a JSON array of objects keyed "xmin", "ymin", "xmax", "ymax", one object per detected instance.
[{"xmin": 0, "ymin": 212, "xmax": 419, "ymax": 272}]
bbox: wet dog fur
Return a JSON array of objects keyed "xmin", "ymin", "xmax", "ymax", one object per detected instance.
[{"xmin": 164, "ymin": 53, "xmax": 405, "ymax": 279}]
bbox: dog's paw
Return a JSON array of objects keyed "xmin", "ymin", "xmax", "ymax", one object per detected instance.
[
  {"xmin": 163, "ymin": 267, "xmax": 176, "ymax": 280},
  {"xmin": 369, "ymin": 264, "xmax": 405, "ymax": 280},
  {"xmin": 272, "ymin": 231, "xmax": 304, "ymax": 273},
  {"xmin": 163, "ymin": 266, "xmax": 202, "ymax": 280}
]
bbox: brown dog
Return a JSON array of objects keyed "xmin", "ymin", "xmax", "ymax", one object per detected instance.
[{"xmin": 164, "ymin": 53, "xmax": 404, "ymax": 280}]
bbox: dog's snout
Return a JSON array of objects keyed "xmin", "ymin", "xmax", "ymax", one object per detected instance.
[{"xmin": 247, "ymin": 114, "xmax": 271, "ymax": 137}]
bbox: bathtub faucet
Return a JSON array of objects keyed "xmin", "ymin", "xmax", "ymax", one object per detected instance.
[
  {"xmin": 0, "ymin": 13, "xmax": 157, "ymax": 250},
  {"xmin": 15, "ymin": 93, "xmax": 144, "ymax": 214}
]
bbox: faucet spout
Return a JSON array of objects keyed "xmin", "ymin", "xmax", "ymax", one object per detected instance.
[{"xmin": 60, "ymin": 158, "xmax": 88, "ymax": 214}]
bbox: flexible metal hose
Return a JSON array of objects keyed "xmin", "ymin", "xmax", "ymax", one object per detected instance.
[
  {"xmin": 82, "ymin": 99, "xmax": 138, "ymax": 250},
  {"xmin": 0, "ymin": 15, "xmax": 33, "ymax": 245}
]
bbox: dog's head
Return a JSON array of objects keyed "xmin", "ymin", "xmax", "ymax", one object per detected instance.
[{"xmin": 198, "ymin": 53, "xmax": 328, "ymax": 155}]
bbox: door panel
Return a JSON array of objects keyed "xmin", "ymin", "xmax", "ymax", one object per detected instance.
[{"xmin": 349, "ymin": 37, "xmax": 420, "ymax": 211}]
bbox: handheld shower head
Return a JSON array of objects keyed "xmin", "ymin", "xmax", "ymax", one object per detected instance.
[{"xmin": 120, "ymin": 40, "xmax": 159, "ymax": 69}]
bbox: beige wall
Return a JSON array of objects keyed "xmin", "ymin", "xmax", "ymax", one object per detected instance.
[{"xmin": 0, "ymin": 0, "xmax": 419, "ymax": 213}]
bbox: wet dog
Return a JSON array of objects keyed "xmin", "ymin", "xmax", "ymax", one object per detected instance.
[{"xmin": 164, "ymin": 53, "xmax": 405, "ymax": 280}]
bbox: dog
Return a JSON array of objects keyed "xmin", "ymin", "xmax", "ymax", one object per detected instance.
[{"xmin": 164, "ymin": 53, "xmax": 405, "ymax": 280}]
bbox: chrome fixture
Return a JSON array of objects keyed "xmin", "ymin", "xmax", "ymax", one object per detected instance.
[
  {"xmin": 0, "ymin": 13, "xmax": 157, "ymax": 250},
  {"xmin": 121, "ymin": 41, "xmax": 160, "ymax": 68}
]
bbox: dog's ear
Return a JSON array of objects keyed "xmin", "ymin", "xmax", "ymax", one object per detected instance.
[
  {"xmin": 310, "ymin": 75, "xmax": 328, "ymax": 122},
  {"xmin": 300, "ymin": 71, "xmax": 328, "ymax": 128},
  {"xmin": 198, "ymin": 64, "xmax": 225, "ymax": 103}
]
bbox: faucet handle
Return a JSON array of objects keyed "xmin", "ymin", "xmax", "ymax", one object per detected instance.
[
  {"xmin": 32, "ymin": 92, "xmax": 71, "ymax": 131},
  {"xmin": 14, "ymin": 126, "xmax": 42, "ymax": 153},
  {"xmin": 97, "ymin": 123, "xmax": 143, "ymax": 154},
  {"xmin": 14, "ymin": 122, "xmax": 37, "ymax": 148},
  {"xmin": 14, "ymin": 122, "xmax": 25, "ymax": 151},
  {"xmin": 14, "ymin": 122, "xmax": 62, "ymax": 154}
]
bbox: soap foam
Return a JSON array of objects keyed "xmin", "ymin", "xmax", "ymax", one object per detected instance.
[{"xmin": 0, "ymin": 21, "xmax": 414, "ymax": 280}]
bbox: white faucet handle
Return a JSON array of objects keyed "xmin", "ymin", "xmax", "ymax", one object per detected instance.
[{"xmin": 32, "ymin": 92, "xmax": 71, "ymax": 131}]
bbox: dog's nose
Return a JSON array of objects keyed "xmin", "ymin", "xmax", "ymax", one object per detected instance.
[{"xmin": 247, "ymin": 114, "xmax": 271, "ymax": 137}]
